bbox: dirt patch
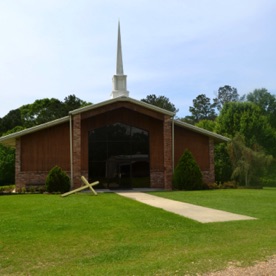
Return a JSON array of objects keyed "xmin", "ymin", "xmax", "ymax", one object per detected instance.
[{"xmin": 205, "ymin": 255, "xmax": 276, "ymax": 276}]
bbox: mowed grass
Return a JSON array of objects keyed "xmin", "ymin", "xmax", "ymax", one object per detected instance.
[{"xmin": 0, "ymin": 189, "xmax": 275, "ymax": 275}]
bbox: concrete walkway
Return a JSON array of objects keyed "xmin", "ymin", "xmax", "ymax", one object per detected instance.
[{"xmin": 116, "ymin": 192, "xmax": 256, "ymax": 223}]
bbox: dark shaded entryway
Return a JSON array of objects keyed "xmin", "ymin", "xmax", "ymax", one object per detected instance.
[{"xmin": 88, "ymin": 122, "xmax": 150, "ymax": 189}]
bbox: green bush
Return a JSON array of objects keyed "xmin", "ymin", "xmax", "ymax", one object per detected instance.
[
  {"xmin": 0, "ymin": 185, "xmax": 15, "ymax": 194},
  {"xmin": 260, "ymin": 178, "xmax": 276, "ymax": 187},
  {"xmin": 45, "ymin": 166, "xmax": 70, "ymax": 193},
  {"xmin": 173, "ymin": 150, "xmax": 203, "ymax": 190}
]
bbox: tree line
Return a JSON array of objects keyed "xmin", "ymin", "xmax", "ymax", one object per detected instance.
[{"xmin": 0, "ymin": 95, "xmax": 90, "ymax": 136}]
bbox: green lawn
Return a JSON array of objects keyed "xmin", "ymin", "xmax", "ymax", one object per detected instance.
[{"xmin": 0, "ymin": 189, "xmax": 275, "ymax": 275}]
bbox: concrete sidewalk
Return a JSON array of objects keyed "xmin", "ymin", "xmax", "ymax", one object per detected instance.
[{"xmin": 116, "ymin": 192, "xmax": 257, "ymax": 223}]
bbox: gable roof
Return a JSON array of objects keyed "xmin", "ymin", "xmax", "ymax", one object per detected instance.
[
  {"xmin": 69, "ymin": 96, "xmax": 175, "ymax": 116},
  {"xmin": 0, "ymin": 96, "xmax": 229, "ymax": 147}
]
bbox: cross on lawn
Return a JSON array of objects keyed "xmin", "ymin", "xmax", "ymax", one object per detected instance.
[{"xmin": 61, "ymin": 176, "xmax": 99, "ymax": 197}]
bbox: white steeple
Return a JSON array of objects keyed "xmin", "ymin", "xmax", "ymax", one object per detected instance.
[{"xmin": 111, "ymin": 21, "xmax": 129, "ymax": 98}]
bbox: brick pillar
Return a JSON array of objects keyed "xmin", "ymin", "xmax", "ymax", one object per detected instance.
[
  {"xmin": 15, "ymin": 138, "xmax": 23, "ymax": 190},
  {"xmin": 208, "ymin": 138, "xmax": 215, "ymax": 183},
  {"xmin": 73, "ymin": 114, "xmax": 81, "ymax": 188},
  {"xmin": 163, "ymin": 115, "xmax": 173, "ymax": 190}
]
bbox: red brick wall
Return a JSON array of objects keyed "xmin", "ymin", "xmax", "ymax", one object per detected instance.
[{"xmin": 150, "ymin": 170, "xmax": 164, "ymax": 188}]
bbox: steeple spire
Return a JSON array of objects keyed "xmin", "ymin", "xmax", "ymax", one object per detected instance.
[
  {"xmin": 116, "ymin": 21, "xmax": 124, "ymax": 75},
  {"xmin": 111, "ymin": 21, "xmax": 129, "ymax": 99}
]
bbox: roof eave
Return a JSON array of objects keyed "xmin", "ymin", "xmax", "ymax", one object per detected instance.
[{"xmin": 0, "ymin": 116, "xmax": 70, "ymax": 148}]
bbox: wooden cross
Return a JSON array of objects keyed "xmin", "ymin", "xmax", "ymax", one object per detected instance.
[{"xmin": 61, "ymin": 176, "xmax": 99, "ymax": 197}]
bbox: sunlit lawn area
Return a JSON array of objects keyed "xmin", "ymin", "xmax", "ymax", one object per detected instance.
[{"xmin": 0, "ymin": 188, "xmax": 275, "ymax": 275}]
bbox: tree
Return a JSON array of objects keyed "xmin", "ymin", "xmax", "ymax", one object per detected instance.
[
  {"xmin": 246, "ymin": 88, "xmax": 276, "ymax": 128},
  {"xmin": 213, "ymin": 85, "xmax": 239, "ymax": 112},
  {"xmin": 195, "ymin": 119, "xmax": 216, "ymax": 132},
  {"xmin": 19, "ymin": 95, "xmax": 91, "ymax": 128},
  {"xmin": 63, "ymin": 94, "xmax": 91, "ymax": 113},
  {"xmin": 188, "ymin": 94, "xmax": 216, "ymax": 123},
  {"xmin": 214, "ymin": 143, "xmax": 232, "ymax": 184},
  {"xmin": 20, "ymin": 98, "xmax": 65, "ymax": 127},
  {"xmin": 141, "ymin": 94, "xmax": 178, "ymax": 113},
  {"xmin": 0, "ymin": 126, "xmax": 25, "ymax": 185},
  {"xmin": 0, "ymin": 109, "xmax": 23, "ymax": 136},
  {"xmin": 215, "ymin": 102, "xmax": 276, "ymax": 157},
  {"xmin": 0, "ymin": 144, "xmax": 15, "ymax": 185},
  {"xmin": 228, "ymin": 134, "xmax": 273, "ymax": 187}
]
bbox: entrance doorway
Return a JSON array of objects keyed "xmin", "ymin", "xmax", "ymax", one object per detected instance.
[{"xmin": 88, "ymin": 123, "xmax": 150, "ymax": 189}]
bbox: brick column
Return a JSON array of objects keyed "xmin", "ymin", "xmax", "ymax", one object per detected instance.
[
  {"xmin": 208, "ymin": 138, "xmax": 215, "ymax": 183},
  {"xmin": 163, "ymin": 115, "xmax": 173, "ymax": 190},
  {"xmin": 73, "ymin": 114, "xmax": 81, "ymax": 188},
  {"xmin": 15, "ymin": 138, "xmax": 23, "ymax": 190}
]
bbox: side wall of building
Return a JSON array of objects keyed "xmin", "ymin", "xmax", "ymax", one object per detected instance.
[
  {"xmin": 174, "ymin": 125, "xmax": 215, "ymax": 184},
  {"xmin": 16, "ymin": 123, "xmax": 70, "ymax": 189}
]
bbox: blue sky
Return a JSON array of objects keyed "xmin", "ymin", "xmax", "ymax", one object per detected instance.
[{"xmin": 0, "ymin": 0, "xmax": 275, "ymax": 118}]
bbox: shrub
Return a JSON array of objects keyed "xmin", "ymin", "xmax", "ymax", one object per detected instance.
[
  {"xmin": 25, "ymin": 184, "xmax": 46, "ymax": 194},
  {"xmin": 260, "ymin": 178, "xmax": 276, "ymax": 187},
  {"xmin": 221, "ymin": 181, "xmax": 237, "ymax": 189},
  {"xmin": 173, "ymin": 150, "xmax": 203, "ymax": 190},
  {"xmin": 0, "ymin": 185, "xmax": 15, "ymax": 194},
  {"xmin": 203, "ymin": 182, "xmax": 219, "ymax": 190},
  {"xmin": 45, "ymin": 166, "xmax": 70, "ymax": 193}
]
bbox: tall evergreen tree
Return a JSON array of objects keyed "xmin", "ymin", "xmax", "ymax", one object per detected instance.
[
  {"xmin": 246, "ymin": 88, "xmax": 276, "ymax": 128},
  {"xmin": 188, "ymin": 94, "xmax": 216, "ymax": 123},
  {"xmin": 213, "ymin": 85, "xmax": 239, "ymax": 111}
]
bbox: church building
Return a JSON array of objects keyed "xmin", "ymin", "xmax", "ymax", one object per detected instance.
[{"xmin": 0, "ymin": 23, "xmax": 230, "ymax": 190}]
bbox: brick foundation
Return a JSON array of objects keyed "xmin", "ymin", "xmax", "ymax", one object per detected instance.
[{"xmin": 150, "ymin": 170, "xmax": 164, "ymax": 188}]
